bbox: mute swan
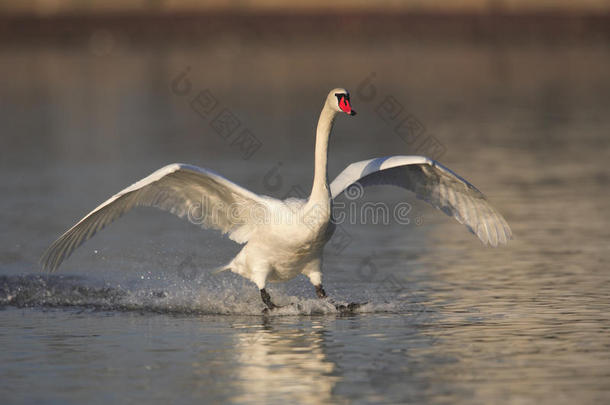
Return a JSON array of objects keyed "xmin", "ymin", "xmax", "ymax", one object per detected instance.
[{"xmin": 41, "ymin": 88, "xmax": 511, "ymax": 312}]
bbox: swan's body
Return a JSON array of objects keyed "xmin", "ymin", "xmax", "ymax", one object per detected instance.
[{"xmin": 42, "ymin": 88, "xmax": 511, "ymax": 310}]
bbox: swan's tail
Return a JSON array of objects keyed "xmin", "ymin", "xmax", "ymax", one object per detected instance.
[{"xmin": 212, "ymin": 264, "xmax": 232, "ymax": 275}]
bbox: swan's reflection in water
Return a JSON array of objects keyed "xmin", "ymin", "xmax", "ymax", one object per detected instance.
[{"xmin": 230, "ymin": 319, "xmax": 341, "ymax": 405}]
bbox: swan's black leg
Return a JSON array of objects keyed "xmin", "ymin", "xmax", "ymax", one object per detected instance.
[
  {"xmin": 315, "ymin": 284, "xmax": 365, "ymax": 313},
  {"xmin": 260, "ymin": 288, "xmax": 278, "ymax": 311},
  {"xmin": 315, "ymin": 284, "xmax": 327, "ymax": 299}
]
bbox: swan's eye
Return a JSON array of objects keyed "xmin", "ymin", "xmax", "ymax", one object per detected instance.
[{"xmin": 335, "ymin": 93, "xmax": 349, "ymax": 104}]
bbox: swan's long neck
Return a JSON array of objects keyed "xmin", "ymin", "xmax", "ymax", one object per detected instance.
[{"xmin": 310, "ymin": 103, "xmax": 337, "ymax": 203}]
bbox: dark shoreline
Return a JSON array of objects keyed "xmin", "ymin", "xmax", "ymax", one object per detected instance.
[{"xmin": 2, "ymin": 11, "xmax": 610, "ymax": 45}]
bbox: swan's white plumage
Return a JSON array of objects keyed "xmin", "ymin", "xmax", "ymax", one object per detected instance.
[
  {"xmin": 330, "ymin": 155, "xmax": 511, "ymax": 246},
  {"xmin": 41, "ymin": 88, "xmax": 511, "ymax": 307}
]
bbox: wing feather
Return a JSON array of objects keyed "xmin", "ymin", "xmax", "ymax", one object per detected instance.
[
  {"xmin": 330, "ymin": 156, "xmax": 511, "ymax": 246},
  {"xmin": 41, "ymin": 163, "xmax": 267, "ymax": 271}
]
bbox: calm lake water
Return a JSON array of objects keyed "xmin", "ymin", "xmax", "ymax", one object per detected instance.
[{"xmin": 1, "ymin": 26, "xmax": 609, "ymax": 404}]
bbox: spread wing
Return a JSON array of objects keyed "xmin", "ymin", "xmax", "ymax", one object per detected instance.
[
  {"xmin": 330, "ymin": 156, "xmax": 512, "ymax": 246},
  {"xmin": 41, "ymin": 163, "xmax": 268, "ymax": 271}
]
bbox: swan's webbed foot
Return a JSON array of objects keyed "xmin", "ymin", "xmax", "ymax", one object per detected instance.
[
  {"xmin": 335, "ymin": 302, "xmax": 365, "ymax": 313},
  {"xmin": 314, "ymin": 284, "xmax": 366, "ymax": 313}
]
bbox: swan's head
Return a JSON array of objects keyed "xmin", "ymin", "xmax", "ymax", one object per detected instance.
[{"xmin": 327, "ymin": 88, "xmax": 356, "ymax": 116}]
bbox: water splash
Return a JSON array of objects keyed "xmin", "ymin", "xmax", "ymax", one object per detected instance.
[{"xmin": 0, "ymin": 274, "xmax": 423, "ymax": 316}]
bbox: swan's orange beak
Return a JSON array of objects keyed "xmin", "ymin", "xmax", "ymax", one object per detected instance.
[{"xmin": 339, "ymin": 96, "xmax": 356, "ymax": 116}]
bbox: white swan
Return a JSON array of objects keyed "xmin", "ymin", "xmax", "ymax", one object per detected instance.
[{"xmin": 41, "ymin": 88, "xmax": 511, "ymax": 311}]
